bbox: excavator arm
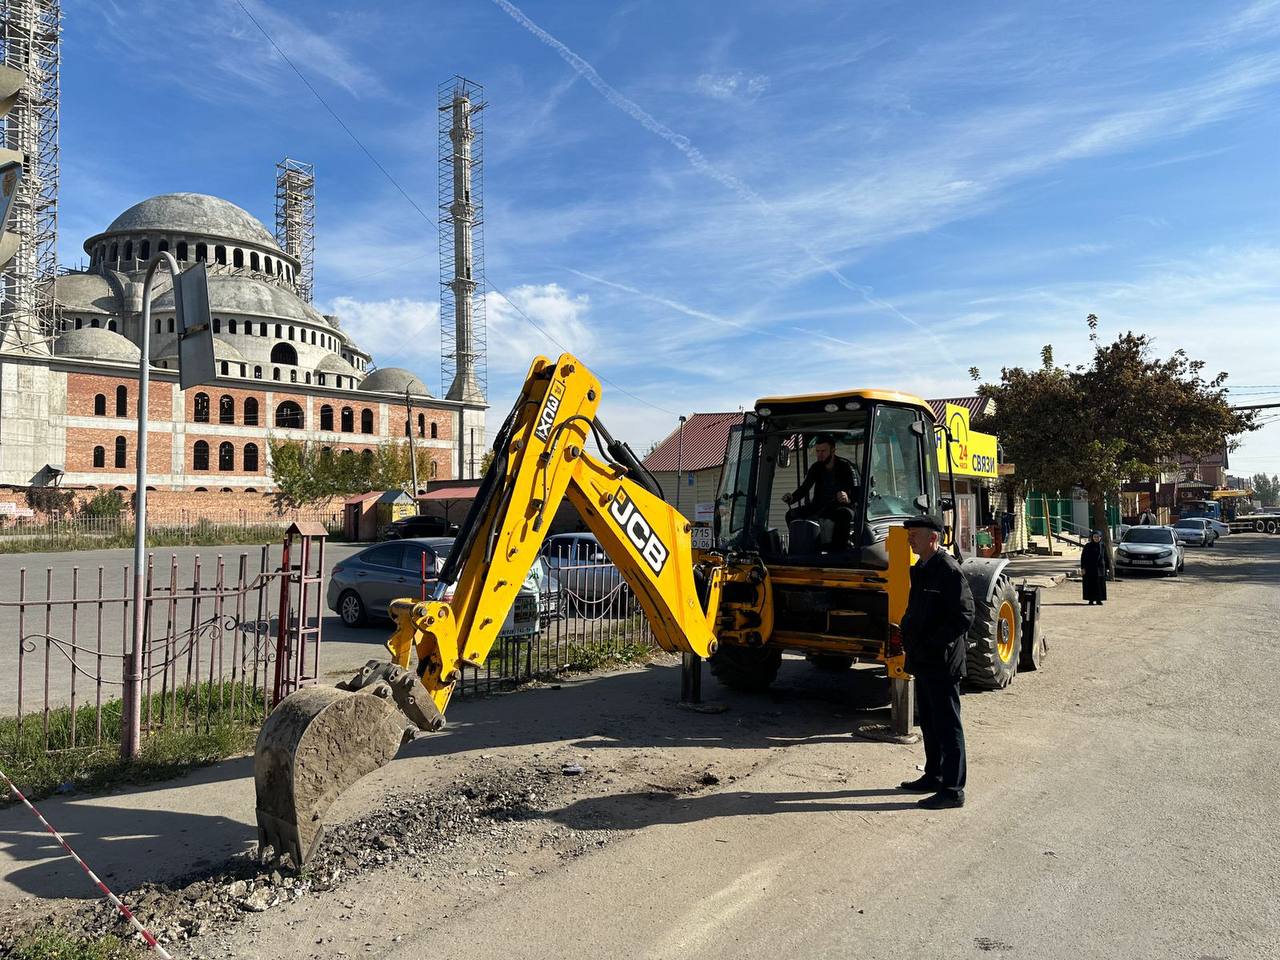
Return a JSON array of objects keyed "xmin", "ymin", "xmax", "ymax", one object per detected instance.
[{"xmin": 254, "ymin": 354, "xmax": 724, "ymax": 865}]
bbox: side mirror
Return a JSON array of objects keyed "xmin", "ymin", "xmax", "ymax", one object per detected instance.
[
  {"xmin": 778, "ymin": 446, "xmax": 791, "ymax": 468},
  {"xmin": 913, "ymin": 494, "xmax": 930, "ymax": 512},
  {"xmin": 939, "ymin": 496, "xmax": 955, "ymax": 512}
]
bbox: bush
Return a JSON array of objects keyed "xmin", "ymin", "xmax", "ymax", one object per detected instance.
[
  {"xmin": 80, "ymin": 490, "xmax": 126, "ymax": 518},
  {"xmin": 24, "ymin": 486, "xmax": 75, "ymax": 517}
]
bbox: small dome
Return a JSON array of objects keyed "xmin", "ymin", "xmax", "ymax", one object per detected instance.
[
  {"xmin": 53, "ymin": 272, "xmax": 119, "ymax": 315},
  {"xmin": 315, "ymin": 353, "xmax": 359, "ymax": 377},
  {"xmin": 152, "ymin": 274, "xmax": 325, "ymax": 325},
  {"xmin": 99, "ymin": 193, "xmax": 280, "ymax": 250},
  {"xmin": 358, "ymin": 366, "xmax": 432, "ymax": 397},
  {"xmin": 54, "ymin": 327, "xmax": 141, "ymax": 363}
]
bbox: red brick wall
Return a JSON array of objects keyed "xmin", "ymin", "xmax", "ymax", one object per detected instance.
[
  {"xmin": 183, "ymin": 385, "xmax": 269, "ymax": 426},
  {"xmin": 67, "ymin": 371, "xmax": 172, "ymax": 420},
  {"xmin": 66, "ymin": 427, "xmax": 172, "ymax": 473},
  {"xmin": 183, "ymin": 434, "xmax": 266, "ymax": 477}
]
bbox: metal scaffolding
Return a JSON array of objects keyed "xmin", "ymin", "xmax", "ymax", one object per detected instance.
[
  {"xmin": 275, "ymin": 157, "xmax": 314, "ymax": 303},
  {"xmin": 0, "ymin": 0, "xmax": 59, "ymax": 354},
  {"xmin": 438, "ymin": 75, "xmax": 486, "ymax": 403}
]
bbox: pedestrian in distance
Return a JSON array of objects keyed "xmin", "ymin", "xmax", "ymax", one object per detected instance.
[
  {"xmin": 1081, "ymin": 530, "xmax": 1108, "ymax": 605},
  {"xmin": 897, "ymin": 514, "xmax": 975, "ymax": 810}
]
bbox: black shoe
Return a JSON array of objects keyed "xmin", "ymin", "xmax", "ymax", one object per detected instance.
[
  {"xmin": 899, "ymin": 775, "xmax": 943, "ymax": 793},
  {"xmin": 918, "ymin": 790, "xmax": 965, "ymax": 810}
]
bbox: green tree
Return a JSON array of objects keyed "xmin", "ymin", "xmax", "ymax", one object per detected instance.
[
  {"xmin": 974, "ymin": 322, "xmax": 1255, "ymax": 562},
  {"xmin": 81, "ymin": 490, "xmax": 126, "ymax": 518},
  {"xmin": 267, "ymin": 439, "xmax": 429, "ymax": 507},
  {"xmin": 1251, "ymin": 472, "xmax": 1280, "ymax": 506}
]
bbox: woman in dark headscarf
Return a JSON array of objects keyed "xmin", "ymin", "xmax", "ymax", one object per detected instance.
[{"xmin": 1081, "ymin": 530, "xmax": 1108, "ymax": 605}]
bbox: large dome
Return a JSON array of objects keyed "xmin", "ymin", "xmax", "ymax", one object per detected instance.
[
  {"xmin": 358, "ymin": 367, "xmax": 431, "ymax": 397},
  {"xmin": 102, "ymin": 193, "xmax": 279, "ymax": 250}
]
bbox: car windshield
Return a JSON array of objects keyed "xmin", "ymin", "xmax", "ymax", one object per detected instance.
[
  {"xmin": 1173, "ymin": 520, "xmax": 1202, "ymax": 529},
  {"xmin": 1123, "ymin": 529, "xmax": 1175, "ymax": 544}
]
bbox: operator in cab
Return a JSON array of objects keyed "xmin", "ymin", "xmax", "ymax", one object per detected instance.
[{"xmin": 782, "ymin": 433, "xmax": 861, "ymax": 549}]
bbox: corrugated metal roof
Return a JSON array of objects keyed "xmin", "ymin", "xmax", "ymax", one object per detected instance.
[
  {"xmin": 642, "ymin": 412, "xmax": 743, "ymax": 473},
  {"xmin": 928, "ymin": 396, "xmax": 993, "ymax": 421}
]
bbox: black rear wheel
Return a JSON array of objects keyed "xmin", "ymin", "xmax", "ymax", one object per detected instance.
[
  {"xmin": 709, "ymin": 644, "xmax": 782, "ymax": 692},
  {"xmin": 806, "ymin": 653, "xmax": 855, "ymax": 672},
  {"xmin": 966, "ymin": 576, "xmax": 1021, "ymax": 690}
]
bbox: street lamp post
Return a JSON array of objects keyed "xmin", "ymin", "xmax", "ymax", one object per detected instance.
[
  {"xmin": 674, "ymin": 415, "xmax": 687, "ymax": 516},
  {"xmin": 123, "ymin": 253, "xmax": 210, "ymax": 760}
]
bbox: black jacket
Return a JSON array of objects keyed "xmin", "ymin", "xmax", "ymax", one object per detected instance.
[
  {"xmin": 792, "ymin": 456, "xmax": 860, "ymax": 510},
  {"xmin": 901, "ymin": 549, "xmax": 975, "ymax": 679}
]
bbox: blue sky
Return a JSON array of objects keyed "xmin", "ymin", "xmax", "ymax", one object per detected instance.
[{"xmin": 62, "ymin": 0, "xmax": 1280, "ymax": 474}]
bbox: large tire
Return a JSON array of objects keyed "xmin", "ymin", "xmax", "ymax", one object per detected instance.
[
  {"xmin": 709, "ymin": 644, "xmax": 782, "ymax": 692},
  {"xmin": 1254, "ymin": 519, "xmax": 1266, "ymax": 533},
  {"xmin": 966, "ymin": 576, "xmax": 1021, "ymax": 690},
  {"xmin": 806, "ymin": 652, "xmax": 855, "ymax": 672},
  {"xmin": 1267, "ymin": 520, "xmax": 1279, "ymax": 536}
]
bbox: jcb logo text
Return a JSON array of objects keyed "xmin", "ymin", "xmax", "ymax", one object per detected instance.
[
  {"xmin": 609, "ymin": 489, "xmax": 669, "ymax": 575},
  {"xmin": 534, "ymin": 382, "xmax": 564, "ymax": 442}
]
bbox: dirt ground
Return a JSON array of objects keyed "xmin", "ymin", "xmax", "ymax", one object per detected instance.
[{"xmin": 2, "ymin": 535, "xmax": 1278, "ymax": 959}]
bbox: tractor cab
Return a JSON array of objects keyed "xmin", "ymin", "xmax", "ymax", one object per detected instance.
[{"xmin": 716, "ymin": 390, "xmax": 945, "ymax": 569}]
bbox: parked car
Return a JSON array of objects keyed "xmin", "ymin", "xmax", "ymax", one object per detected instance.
[
  {"xmin": 525, "ymin": 556, "xmax": 564, "ymax": 625},
  {"xmin": 1205, "ymin": 517, "xmax": 1230, "ymax": 538},
  {"xmin": 540, "ymin": 532, "xmax": 628, "ymax": 616},
  {"xmin": 1173, "ymin": 518, "xmax": 1216, "ymax": 547},
  {"xmin": 1115, "ymin": 526, "xmax": 1185, "ymax": 576},
  {"xmin": 328, "ymin": 537, "xmax": 539, "ymax": 638},
  {"xmin": 381, "ymin": 515, "xmax": 459, "ymax": 539}
]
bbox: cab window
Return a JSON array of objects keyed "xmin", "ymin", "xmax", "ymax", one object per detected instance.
[{"xmin": 867, "ymin": 406, "xmax": 926, "ymax": 519}]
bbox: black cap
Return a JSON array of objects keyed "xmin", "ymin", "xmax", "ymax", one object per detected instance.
[{"xmin": 903, "ymin": 515, "xmax": 944, "ymax": 533}]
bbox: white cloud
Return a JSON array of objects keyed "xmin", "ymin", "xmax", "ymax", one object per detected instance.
[
  {"xmin": 695, "ymin": 71, "xmax": 770, "ymax": 100},
  {"xmin": 484, "ymin": 283, "xmax": 596, "ymax": 374},
  {"xmin": 322, "ymin": 296, "xmax": 440, "ymax": 376}
]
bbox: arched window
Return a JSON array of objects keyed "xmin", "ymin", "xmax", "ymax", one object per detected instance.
[
  {"xmin": 139, "ymin": 240, "xmax": 150, "ymax": 261},
  {"xmin": 109, "ymin": 243, "xmax": 118, "ymax": 262},
  {"xmin": 250, "ymin": 251, "xmax": 260, "ymax": 271},
  {"xmin": 340, "ymin": 407, "xmax": 354, "ymax": 432},
  {"xmin": 430, "ymin": 421, "xmax": 438, "ymax": 439},
  {"xmin": 272, "ymin": 368, "xmax": 280, "ymax": 382},
  {"xmin": 193, "ymin": 392, "xmax": 210, "ymax": 423},
  {"xmin": 123, "ymin": 241, "xmax": 133, "ymax": 261},
  {"xmin": 218, "ymin": 441, "xmax": 234, "ymax": 471},
  {"xmin": 75, "ymin": 318, "xmax": 82, "ymax": 329},
  {"xmin": 239, "ymin": 363, "xmax": 246, "ymax": 378},
  {"xmin": 417, "ymin": 413, "xmax": 425, "ymax": 438},
  {"xmin": 290, "ymin": 369, "xmax": 297, "ymax": 383},
  {"xmin": 213, "ymin": 245, "xmax": 225, "ymax": 265},
  {"xmin": 317, "ymin": 374, "xmax": 326, "ymax": 386},
  {"xmin": 158, "ymin": 239, "xmax": 169, "ymax": 253},
  {"xmin": 320, "ymin": 405, "xmax": 334, "ymax": 430},
  {"xmin": 274, "ymin": 324, "xmax": 282, "ymax": 339},
  {"xmin": 270, "ymin": 342, "xmax": 297, "ymax": 365},
  {"xmin": 212, "ymin": 318, "xmax": 221, "ymax": 333},
  {"xmin": 114, "ymin": 436, "xmax": 127, "ymax": 468},
  {"xmin": 176, "ymin": 241, "xmax": 188, "ymax": 261},
  {"xmin": 233, "ymin": 248, "xmax": 244, "ymax": 268},
  {"xmin": 167, "ymin": 317, "xmax": 175, "ymax": 333},
  {"xmin": 91, "ymin": 318, "xmax": 100, "ymax": 328},
  {"xmin": 288, "ymin": 326, "xmax": 295, "ymax": 341},
  {"xmin": 360, "ymin": 409, "xmax": 373, "ymax": 434},
  {"xmin": 254, "ymin": 366, "xmax": 262, "ymax": 380},
  {"xmin": 305, "ymin": 372, "xmax": 311, "ymax": 384},
  {"xmin": 220, "ymin": 360, "xmax": 229, "ymax": 376},
  {"xmin": 192, "ymin": 441, "xmax": 209, "ymax": 471},
  {"xmin": 244, "ymin": 397, "xmax": 259, "ymax": 426},
  {"xmin": 266, "ymin": 258, "xmax": 274, "ymax": 276},
  {"xmin": 93, "ymin": 393, "xmax": 106, "ymax": 416},
  {"xmin": 107, "ymin": 319, "xmax": 117, "ymax": 331},
  {"xmin": 310, "ymin": 330, "xmax": 316, "ymax": 345},
  {"xmin": 275, "ymin": 400, "xmax": 304, "ymax": 429},
  {"xmin": 92, "ymin": 446, "xmax": 105, "ymax": 468},
  {"xmin": 243, "ymin": 443, "xmax": 259, "ymax": 472},
  {"xmin": 228, "ymin": 318, "xmax": 237, "ymax": 334},
  {"xmin": 219, "ymin": 395, "xmax": 234, "ymax": 424},
  {"xmin": 259, "ymin": 322, "xmax": 267, "ymax": 337},
  {"xmin": 195, "ymin": 242, "xmax": 207, "ymax": 262},
  {"xmin": 115, "ymin": 385, "xmax": 127, "ymax": 416}
]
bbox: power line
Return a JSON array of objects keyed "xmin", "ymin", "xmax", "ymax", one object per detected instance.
[{"xmin": 232, "ymin": 0, "xmax": 435, "ymax": 226}]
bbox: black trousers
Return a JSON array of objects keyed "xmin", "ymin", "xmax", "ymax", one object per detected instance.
[
  {"xmin": 786, "ymin": 503, "xmax": 857, "ymax": 549},
  {"xmin": 916, "ymin": 670, "xmax": 966, "ymax": 792}
]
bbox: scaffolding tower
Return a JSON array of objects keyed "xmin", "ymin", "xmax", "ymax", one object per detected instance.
[
  {"xmin": 439, "ymin": 76, "xmax": 486, "ymax": 403},
  {"xmin": 0, "ymin": 0, "xmax": 59, "ymax": 354},
  {"xmin": 275, "ymin": 157, "xmax": 314, "ymax": 303}
]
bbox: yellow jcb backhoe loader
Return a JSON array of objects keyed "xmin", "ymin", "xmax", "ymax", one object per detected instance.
[{"xmin": 254, "ymin": 353, "xmax": 1044, "ymax": 866}]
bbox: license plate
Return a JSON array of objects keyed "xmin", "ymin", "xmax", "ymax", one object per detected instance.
[{"xmin": 1134, "ymin": 559, "xmax": 1154, "ymax": 565}]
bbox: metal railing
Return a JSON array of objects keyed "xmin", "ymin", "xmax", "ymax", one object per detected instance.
[
  {"xmin": 0, "ymin": 510, "xmax": 342, "ymax": 543},
  {"xmin": 1, "ymin": 548, "xmax": 290, "ymax": 759}
]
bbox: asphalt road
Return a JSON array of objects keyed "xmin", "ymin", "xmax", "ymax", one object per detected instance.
[{"xmin": 2, "ymin": 534, "xmax": 1276, "ymax": 960}]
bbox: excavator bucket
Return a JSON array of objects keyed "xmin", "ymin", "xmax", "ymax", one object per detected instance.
[
  {"xmin": 254, "ymin": 685, "xmax": 410, "ymax": 867},
  {"xmin": 254, "ymin": 661, "xmax": 445, "ymax": 867}
]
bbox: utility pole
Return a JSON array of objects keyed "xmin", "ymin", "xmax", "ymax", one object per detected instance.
[
  {"xmin": 674, "ymin": 415, "xmax": 687, "ymax": 516},
  {"xmin": 405, "ymin": 387, "xmax": 420, "ymax": 512}
]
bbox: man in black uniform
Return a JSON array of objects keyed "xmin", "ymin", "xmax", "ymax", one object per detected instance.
[
  {"xmin": 781, "ymin": 434, "xmax": 861, "ymax": 549},
  {"xmin": 897, "ymin": 514, "xmax": 975, "ymax": 809}
]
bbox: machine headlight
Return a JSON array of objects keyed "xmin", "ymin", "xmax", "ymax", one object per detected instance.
[
  {"xmin": 1116, "ymin": 546, "xmax": 1130, "ymax": 555},
  {"xmin": 1155, "ymin": 549, "xmax": 1172, "ymax": 558},
  {"xmin": 824, "ymin": 402, "xmax": 840, "ymax": 413}
]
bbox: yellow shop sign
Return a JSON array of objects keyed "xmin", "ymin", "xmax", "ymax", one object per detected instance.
[{"xmin": 936, "ymin": 403, "xmax": 999, "ymax": 479}]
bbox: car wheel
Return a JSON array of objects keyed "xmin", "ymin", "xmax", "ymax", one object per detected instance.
[{"xmin": 338, "ymin": 590, "xmax": 366, "ymax": 627}]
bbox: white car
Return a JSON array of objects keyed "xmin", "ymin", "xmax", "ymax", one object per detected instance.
[
  {"xmin": 1115, "ymin": 526, "xmax": 1184, "ymax": 576},
  {"xmin": 1205, "ymin": 518, "xmax": 1229, "ymax": 538},
  {"xmin": 1173, "ymin": 518, "xmax": 1217, "ymax": 548}
]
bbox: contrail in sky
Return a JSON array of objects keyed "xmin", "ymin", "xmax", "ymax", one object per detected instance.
[{"xmin": 490, "ymin": 0, "xmax": 956, "ymax": 361}]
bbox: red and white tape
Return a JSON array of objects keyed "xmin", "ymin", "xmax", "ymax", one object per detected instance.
[{"xmin": 0, "ymin": 766, "xmax": 173, "ymax": 959}]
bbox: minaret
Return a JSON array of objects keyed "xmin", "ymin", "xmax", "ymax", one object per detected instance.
[{"xmin": 440, "ymin": 77, "xmax": 485, "ymax": 404}]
